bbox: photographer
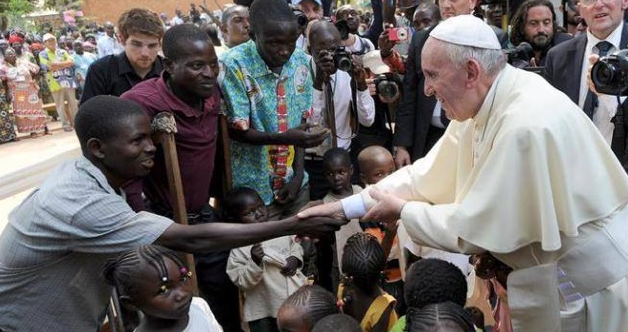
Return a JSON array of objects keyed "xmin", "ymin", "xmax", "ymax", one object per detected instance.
[
  {"xmin": 544, "ymin": 0, "xmax": 628, "ymax": 170},
  {"xmin": 335, "ymin": 5, "xmax": 376, "ymax": 55},
  {"xmin": 305, "ymin": 20, "xmax": 375, "ymax": 200}
]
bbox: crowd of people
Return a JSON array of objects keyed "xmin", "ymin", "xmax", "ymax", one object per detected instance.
[{"xmin": 1, "ymin": 0, "xmax": 628, "ymax": 331}]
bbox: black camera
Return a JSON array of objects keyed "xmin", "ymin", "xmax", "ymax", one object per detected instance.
[
  {"xmin": 334, "ymin": 46, "xmax": 352, "ymax": 72},
  {"xmin": 335, "ymin": 20, "xmax": 350, "ymax": 41},
  {"xmin": 293, "ymin": 9, "xmax": 308, "ymax": 29},
  {"xmin": 504, "ymin": 42, "xmax": 533, "ymax": 68},
  {"xmin": 591, "ymin": 49, "xmax": 628, "ymax": 96},
  {"xmin": 373, "ymin": 73, "xmax": 400, "ymax": 100}
]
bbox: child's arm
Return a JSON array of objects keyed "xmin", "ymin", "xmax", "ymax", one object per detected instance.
[
  {"xmin": 226, "ymin": 246, "xmax": 265, "ymax": 291},
  {"xmin": 281, "ymin": 238, "xmax": 304, "ymax": 276}
]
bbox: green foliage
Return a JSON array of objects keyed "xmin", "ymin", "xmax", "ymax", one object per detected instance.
[{"xmin": 7, "ymin": 0, "xmax": 35, "ymax": 15}]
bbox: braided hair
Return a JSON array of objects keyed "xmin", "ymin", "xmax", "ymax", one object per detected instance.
[
  {"xmin": 404, "ymin": 258, "xmax": 468, "ymax": 309},
  {"xmin": 341, "ymin": 233, "xmax": 386, "ymax": 296},
  {"xmin": 406, "ymin": 302, "xmax": 475, "ymax": 332},
  {"xmin": 281, "ymin": 285, "xmax": 340, "ymax": 328},
  {"xmin": 103, "ymin": 245, "xmax": 188, "ymax": 298}
]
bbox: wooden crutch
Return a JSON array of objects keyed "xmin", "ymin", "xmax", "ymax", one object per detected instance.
[{"xmin": 152, "ymin": 112, "xmax": 199, "ymax": 294}]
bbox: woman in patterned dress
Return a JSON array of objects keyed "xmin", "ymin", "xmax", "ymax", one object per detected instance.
[
  {"xmin": 0, "ymin": 47, "xmax": 48, "ymax": 136},
  {"xmin": 0, "ymin": 43, "xmax": 17, "ymax": 143}
]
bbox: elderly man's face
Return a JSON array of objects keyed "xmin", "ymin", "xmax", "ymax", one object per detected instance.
[
  {"xmin": 298, "ymin": 0, "xmax": 324, "ymax": 21},
  {"xmin": 439, "ymin": 0, "xmax": 477, "ymax": 19},
  {"xmin": 524, "ymin": 5, "xmax": 554, "ymax": 50},
  {"xmin": 579, "ymin": 0, "xmax": 628, "ymax": 40},
  {"xmin": 422, "ymin": 38, "xmax": 472, "ymax": 121}
]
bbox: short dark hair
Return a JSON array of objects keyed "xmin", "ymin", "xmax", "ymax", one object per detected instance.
[
  {"xmin": 249, "ymin": 0, "xmax": 296, "ymax": 35},
  {"xmin": 162, "ymin": 23, "xmax": 212, "ymax": 61},
  {"xmin": 509, "ymin": 0, "xmax": 557, "ymax": 47},
  {"xmin": 406, "ymin": 302, "xmax": 475, "ymax": 332},
  {"xmin": 404, "ymin": 258, "xmax": 468, "ymax": 309},
  {"xmin": 222, "ymin": 187, "xmax": 262, "ymax": 220},
  {"xmin": 118, "ymin": 8, "xmax": 165, "ymax": 40},
  {"xmin": 281, "ymin": 285, "xmax": 340, "ymax": 328},
  {"xmin": 312, "ymin": 314, "xmax": 361, "ymax": 332},
  {"xmin": 322, "ymin": 148, "xmax": 351, "ymax": 169},
  {"xmin": 342, "ymin": 233, "xmax": 386, "ymax": 296},
  {"xmin": 308, "ymin": 20, "xmax": 340, "ymax": 43},
  {"xmin": 75, "ymin": 95, "xmax": 146, "ymax": 155},
  {"xmin": 222, "ymin": 5, "xmax": 249, "ymax": 27}
]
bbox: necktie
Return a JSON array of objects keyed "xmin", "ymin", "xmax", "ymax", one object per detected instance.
[{"xmin": 584, "ymin": 41, "xmax": 614, "ymax": 119}]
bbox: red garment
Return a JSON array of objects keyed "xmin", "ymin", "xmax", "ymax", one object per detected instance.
[{"xmin": 121, "ymin": 72, "xmax": 220, "ymax": 213}]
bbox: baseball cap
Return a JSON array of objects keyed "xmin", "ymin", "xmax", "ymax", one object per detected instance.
[
  {"xmin": 293, "ymin": 0, "xmax": 322, "ymax": 7},
  {"xmin": 42, "ymin": 33, "xmax": 56, "ymax": 42}
]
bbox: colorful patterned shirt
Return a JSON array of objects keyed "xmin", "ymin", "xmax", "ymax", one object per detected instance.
[
  {"xmin": 220, "ymin": 40, "xmax": 312, "ymax": 204},
  {"xmin": 39, "ymin": 48, "xmax": 76, "ymax": 92}
]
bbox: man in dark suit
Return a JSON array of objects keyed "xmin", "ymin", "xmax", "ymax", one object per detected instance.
[
  {"xmin": 544, "ymin": 0, "xmax": 628, "ymax": 171},
  {"xmin": 390, "ymin": 0, "xmax": 508, "ymax": 167},
  {"xmin": 509, "ymin": 0, "xmax": 573, "ymax": 66}
]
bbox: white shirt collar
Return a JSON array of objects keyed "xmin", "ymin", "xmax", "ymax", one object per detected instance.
[{"xmin": 586, "ymin": 23, "xmax": 623, "ymax": 52}]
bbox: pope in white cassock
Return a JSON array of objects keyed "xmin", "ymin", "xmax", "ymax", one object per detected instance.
[{"xmin": 299, "ymin": 15, "xmax": 628, "ymax": 332}]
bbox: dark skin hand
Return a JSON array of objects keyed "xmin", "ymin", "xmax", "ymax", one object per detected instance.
[
  {"xmin": 251, "ymin": 243, "xmax": 265, "ymax": 265},
  {"xmin": 280, "ymin": 256, "xmax": 302, "ymax": 276},
  {"xmin": 228, "ymin": 123, "xmax": 330, "ymax": 148},
  {"xmin": 156, "ymin": 215, "xmax": 346, "ymax": 254},
  {"xmin": 471, "ymin": 253, "xmax": 512, "ymax": 289},
  {"xmin": 351, "ymin": 55, "xmax": 368, "ymax": 91},
  {"xmin": 275, "ymin": 146, "xmax": 304, "ymax": 204},
  {"xmin": 378, "ymin": 24, "xmax": 397, "ymax": 58}
]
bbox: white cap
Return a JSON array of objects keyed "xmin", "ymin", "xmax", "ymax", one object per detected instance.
[
  {"xmin": 362, "ymin": 50, "xmax": 390, "ymax": 75},
  {"xmin": 429, "ymin": 15, "xmax": 500, "ymax": 50},
  {"xmin": 42, "ymin": 33, "xmax": 56, "ymax": 42}
]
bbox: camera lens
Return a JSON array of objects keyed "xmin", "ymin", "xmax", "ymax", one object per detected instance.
[
  {"xmin": 377, "ymin": 80, "xmax": 398, "ymax": 99},
  {"xmin": 337, "ymin": 57, "xmax": 352, "ymax": 72},
  {"xmin": 592, "ymin": 61, "xmax": 616, "ymax": 87}
]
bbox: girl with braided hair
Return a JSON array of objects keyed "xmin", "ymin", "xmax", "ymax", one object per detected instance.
[
  {"xmin": 338, "ymin": 232, "xmax": 398, "ymax": 332},
  {"xmin": 103, "ymin": 245, "xmax": 223, "ymax": 332},
  {"xmin": 276, "ymin": 284, "xmax": 340, "ymax": 332},
  {"xmin": 406, "ymin": 302, "xmax": 475, "ymax": 332}
]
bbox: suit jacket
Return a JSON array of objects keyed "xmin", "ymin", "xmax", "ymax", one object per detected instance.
[
  {"xmin": 544, "ymin": 24, "xmax": 628, "ymax": 109},
  {"xmin": 544, "ymin": 23, "xmax": 628, "ymax": 172},
  {"xmin": 393, "ymin": 24, "xmax": 508, "ymax": 161}
]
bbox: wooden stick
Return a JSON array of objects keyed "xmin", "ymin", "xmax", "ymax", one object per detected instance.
[
  {"xmin": 152, "ymin": 112, "xmax": 199, "ymax": 295},
  {"xmin": 219, "ymin": 114, "xmax": 233, "ymax": 192}
]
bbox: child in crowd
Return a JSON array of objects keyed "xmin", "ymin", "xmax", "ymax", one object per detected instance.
[
  {"xmin": 356, "ymin": 146, "xmax": 405, "ymax": 313},
  {"xmin": 277, "ymin": 285, "xmax": 341, "ymax": 332},
  {"xmin": 390, "ymin": 258, "xmax": 469, "ymax": 332},
  {"xmin": 321, "ymin": 148, "xmax": 364, "ymax": 292},
  {"xmin": 224, "ymin": 187, "xmax": 307, "ymax": 332},
  {"xmin": 406, "ymin": 302, "xmax": 475, "ymax": 332},
  {"xmin": 103, "ymin": 245, "xmax": 223, "ymax": 332},
  {"xmin": 339, "ymin": 233, "xmax": 398, "ymax": 332},
  {"xmin": 311, "ymin": 314, "xmax": 362, "ymax": 332}
]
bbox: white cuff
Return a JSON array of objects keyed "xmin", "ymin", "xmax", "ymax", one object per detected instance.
[{"xmin": 341, "ymin": 194, "xmax": 366, "ymax": 219}]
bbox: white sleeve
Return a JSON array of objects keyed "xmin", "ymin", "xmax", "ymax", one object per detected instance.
[
  {"xmin": 355, "ymin": 88, "xmax": 375, "ymax": 127},
  {"xmin": 226, "ymin": 247, "xmax": 264, "ymax": 291}
]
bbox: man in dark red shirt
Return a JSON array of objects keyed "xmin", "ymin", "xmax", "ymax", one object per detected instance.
[{"xmin": 121, "ymin": 24, "xmax": 242, "ymax": 332}]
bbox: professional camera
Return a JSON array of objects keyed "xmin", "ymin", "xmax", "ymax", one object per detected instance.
[
  {"xmin": 504, "ymin": 42, "xmax": 533, "ymax": 68},
  {"xmin": 388, "ymin": 27, "xmax": 409, "ymax": 42},
  {"xmin": 373, "ymin": 73, "xmax": 401, "ymax": 100},
  {"xmin": 293, "ymin": 9, "xmax": 308, "ymax": 29},
  {"xmin": 591, "ymin": 49, "xmax": 628, "ymax": 96},
  {"xmin": 334, "ymin": 46, "xmax": 353, "ymax": 72},
  {"xmin": 335, "ymin": 20, "xmax": 350, "ymax": 41}
]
